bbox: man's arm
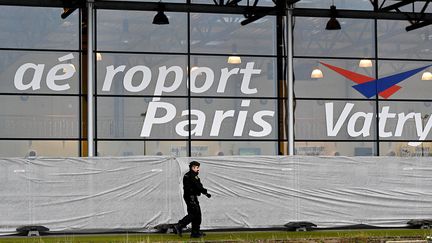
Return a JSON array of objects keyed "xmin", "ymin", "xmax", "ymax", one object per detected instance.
[
  {"xmin": 183, "ymin": 173, "xmax": 194, "ymax": 195},
  {"xmin": 194, "ymin": 177, "xmax": 211, "ymax": 198}
]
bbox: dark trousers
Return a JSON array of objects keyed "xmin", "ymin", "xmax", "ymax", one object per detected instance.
[{"xmin": 178, "ymin": 195, "xmax": 202, "ymax": 234}]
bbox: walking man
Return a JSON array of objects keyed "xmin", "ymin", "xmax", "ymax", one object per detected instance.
[{"xmin": 174, "ymin": 161, "xmax": 211, "ymax": 238}]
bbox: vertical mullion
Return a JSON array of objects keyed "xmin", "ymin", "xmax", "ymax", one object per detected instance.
[
  {"xmin": 287, "ymin": 7, "xmax": 294, "ymax": 155},
  {"xmin": 374, "ymin": 17, "xmax": 380, "ymax": 156},
  {"xmin": 94, "ymin": 6, "xmax": 98, "ymax": 156},
  {"xmin": 78, "ymin": 7, "xmax": 83, "ymax": 156},
  {"xmin": 87, "ymin": 1, "xmax": 95, "ymax": 157},
  {"xmin": 276, "ymin": 14, "xmax": 283, "ymax": 155},
  {"xmin": 187, "ymin": 11, "xmax": 192, "ymax": 157}
]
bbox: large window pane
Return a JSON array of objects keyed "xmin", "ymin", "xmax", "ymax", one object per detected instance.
[
  {"xmin": 190, "ymin": 13, "xmax": 276, "ymax": 55},
  {"xmin": 0, "ymin": 6, "xmax": 79, "ymax": 50},
  {"xmin": 378, "ymin": 101, "xmax": 432, "ymax": 142},
  {"xmin": 189, "ymin": 56, "xmax": 277, "ymax": 97},
  {"xmin": 96, "ymin": 10, "xmax": 187, "ymax": 52},
  {"xmin": 378, "ymin": 20, "xmax": 432, "ymax": 59},
  {"xmin": 376, "ymin": 61, "xmax": 432, "ymax": 100},
  {"xmin": 96, "ymin": 53, "xmax": 187, "ymax": 96},
  {"xmin": 295, "ymin": 141, "xmax": 376, "ymax": 156},
  {"xmin": 97, "ymin": 97, "xmax": 188, "ymax": 139},
  {"xmin": 294, "ymin": 17, "xmax": 374, "ymax": 58},
  {"xmin": 190, "ymin": 98, "xmax": 277, "ymax": 139},
  {"xmin": 97, "ymin": 140, "xmax": 188, "ymax": 156},
  {"xmin": 0, "ymin": 51, "xmax": 80, "ymax": 94},
  {"xmin": 294, "ymin": 58, "xmax": 376, "ymax": 99},
  {"xmin": 380, "ymin": 141, "xmax": 431, "ymax": 157},
  {"xmin": 0, "ymin": 96, "xmax": 79, "ymax": 138},
  {"xmin": 295, "ymin": 100, "xmax": 376, "ymax": 140},
  {"xmin": 191, "ymin": 141, "xmax": 278, "ymax": 156},
  {"xmin": 0, "ymin": 140, "xmax": 79, "ymax": 157}
]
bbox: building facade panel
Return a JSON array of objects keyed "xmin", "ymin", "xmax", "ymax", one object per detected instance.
[{"xmin": 1, "ymin": 1, "xmax": 432, "ymax": 157}]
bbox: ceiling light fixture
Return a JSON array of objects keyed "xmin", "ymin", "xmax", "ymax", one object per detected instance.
[
  {"xmin": 190, "ymin": 66, "xmax": 200, "ymax": 73},
  {"xmin": 421, "ymin": 71, "xmax": 432, "ymax": 80},
  {"xmin": 190, "ymin": 57, "xmax": 200, "ymax": 73},
  {"xmin": 326, "ymin": 3, "xmax": 341, "ymax": 30},
  {"xmin": 359, "ymin": 59, "xmax": 373, "ymax": 68},
  {"xmin": 311, "ymin": 67, "xmax": 324, "ymax": 79},
  {"xmin": 152, "ymin": 3, "xmax": 169, "ymax": 25},
  {"xmin": 227, "ymin": 56, "xmax": 242, "ymax": 64},
  {"xmin": 96, "ymin": 53, "xmax": 102, "ymax": 61},
  {"xmin": 227, "ymin": 44, "xmax": 241, "ymax": 64},
  {"xmin": 63, "ymin": 63, "xmax": 76, "ymax": 73}
]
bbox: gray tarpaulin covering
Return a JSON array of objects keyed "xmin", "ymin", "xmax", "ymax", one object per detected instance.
[{"xmin": 0, "ymin": 156, "xmax": 431, "ymax": 234}]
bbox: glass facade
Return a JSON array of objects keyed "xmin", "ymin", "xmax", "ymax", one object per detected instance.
[
  {"xmin": 0, "ymin": 5, "xmax": 81, "ymax": 156},
  {"xmin": 94, "ymin": 8, "xmax": 283, "ymax": 157},
  {"xmin": 1, "ymin": 1, "xmax": 432, "ymax": 157},
  {"xmin": 293, "ymin": 15, "xmax": 432, "ymax": 156}
]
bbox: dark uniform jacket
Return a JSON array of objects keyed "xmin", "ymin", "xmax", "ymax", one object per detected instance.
[{"xmin": 183, "ymin": 170, "xmax": 207, "ymax": 197}]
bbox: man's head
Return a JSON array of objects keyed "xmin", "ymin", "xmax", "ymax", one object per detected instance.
[{"xmin": 189, "ymin": 161, "xmax": 200, "ymax": 173}]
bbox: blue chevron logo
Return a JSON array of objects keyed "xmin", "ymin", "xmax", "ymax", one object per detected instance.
[{"xmin": 352, "ymin": 65, "xmax": 432, "ymax": 98}]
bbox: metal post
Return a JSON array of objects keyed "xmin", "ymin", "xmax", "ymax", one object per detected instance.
[
  {"xmin": 87, "ymin": 0, "xmax": 94, "ymax": 157},
  {"xmin": 287, "ymin": 7, "xmax": 294, "ymax": 155}
]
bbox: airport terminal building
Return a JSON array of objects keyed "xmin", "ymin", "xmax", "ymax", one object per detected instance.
[
  {"xmin": 2, "ymin": 0, "xmax": 432, "ymax": 234},
  {"xmin": 1, "ymin": 0, "xmax": 432, "ymax": 157}
]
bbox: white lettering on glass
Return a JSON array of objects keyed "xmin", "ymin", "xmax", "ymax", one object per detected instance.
[{"xmin": 325, "ymin": 102, "xmax": 432, "ymax": 146}]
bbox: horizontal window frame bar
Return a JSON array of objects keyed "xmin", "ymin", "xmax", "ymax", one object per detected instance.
[
  {"xmin": 294, "ymin": 56, "xmax": 432, "ymax": 62},
  {"xmin": 0, "ymin": 1, "xmax": 282, "ymax": 14},
  {"xmin": 295, "ymin": 139, "xmax": 432, "ymax": 142},
  {"xmin": 96, "ymin": 94, "xmax": 283, "ymax": 99},
  {"xmin": 0, "ymin": 47, "xmax": 81, "ymax": 52},
  {"xmin": 0, "ymin": 138, "xmax": 82, "ymax": 140},
  {"xmin": 3, "ymin": 1, "xmax": 432, "ymax": 22},
  {"xmin": 0, "ymin": 0, "xmax": 66, "ymax": 7},
  {"xmin": 0, "ymin": 93, "xmax": 82, "ymax": 96},
  {"xmin": 95, "ymin": 2, "xmax": 282, "ymax": 15},
  {"xmin": 95, "ymin": 50, "xmax": 278, "ymax": 58},
  {"xmin": 96, "ymin": 138, "xmax": 282, "ymax": 142},
  {"xmin": 295, "ymin": 98, "xmax": 432, "ymax": 102},
  {"xmin": 293, "ymin": 8, "xmax": 432, "ymax": 21},
  {"xmin": 294, "ymin": 139, "xmax": 378, "ymax": 142}
]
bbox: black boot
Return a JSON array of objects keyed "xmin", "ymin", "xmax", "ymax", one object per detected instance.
[
  {"xmin": 173, "ymin": 223, "xmax": 183, "ymax": 237},
  {"xmin": 190, "ymin": 231, "xmax": 206, "ymax": 238}
]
